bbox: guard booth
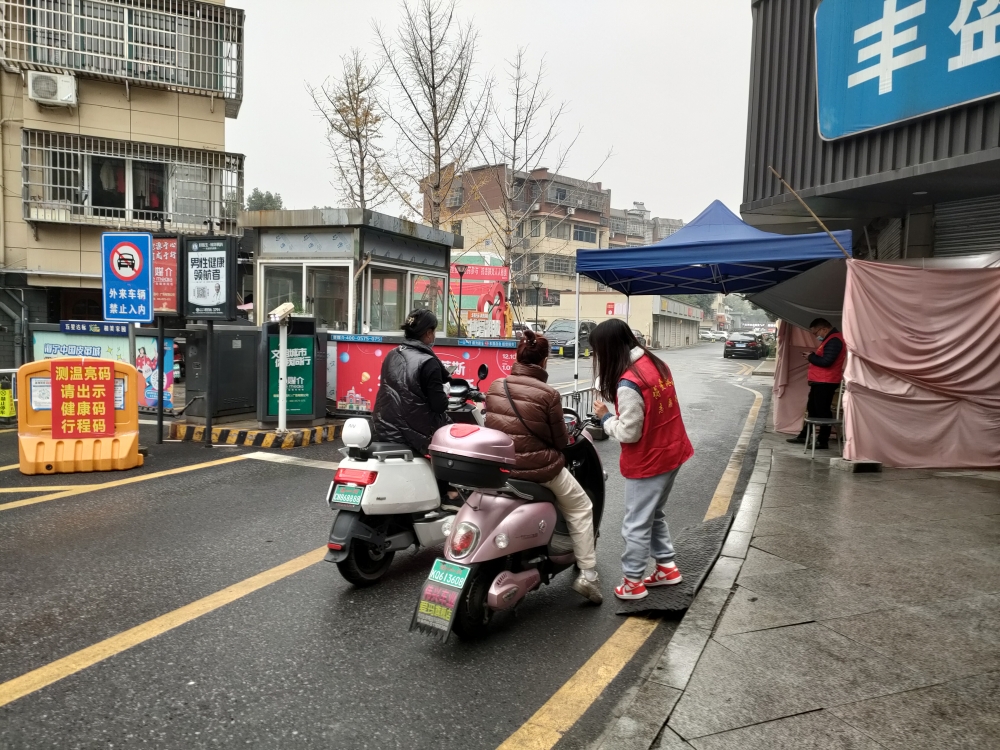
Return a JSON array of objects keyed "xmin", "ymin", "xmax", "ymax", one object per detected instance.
[{"xmin": 256, "ymin": 315, "xmax": 328, "ymax": 427}]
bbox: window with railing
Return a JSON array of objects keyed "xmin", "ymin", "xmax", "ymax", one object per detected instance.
[
  {"xmin": 573, "ymin": 224, "xmax": 597, "ymax": 244},
  {"xmin": 543, "ymin": 254, "xmax": 575, "ymax": 275},
  {"xmin": 546, "ymin": 219, "xmax": 570, "ymax": 240},
  {"xmin": 2, "ymin": 0, "xmax": 244, "ymax": 116},
  {"xmin": 22, "ymin": 128, "xmax": 243, "ymax": 234}
]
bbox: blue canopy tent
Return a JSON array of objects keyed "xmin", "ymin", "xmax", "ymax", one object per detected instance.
[{"xmin": 575, "ymin": 200, "xmax": 852, "ymax": 296}]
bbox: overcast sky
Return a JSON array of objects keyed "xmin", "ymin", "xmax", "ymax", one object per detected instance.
[{"xmin": 226, "ymin": 0, "xmax": 752, "ymax": 223}]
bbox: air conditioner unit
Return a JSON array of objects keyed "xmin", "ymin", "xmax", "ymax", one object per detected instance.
[
  {"xmin": 566, "ymin": 207, "xmax": 575, "ymax": 215},
  {"xmin": 28, "ymin": 71, "xmax": 77, "ymax": 107},
  {"xmin": 532, "ymin": 203, "xmax": 540, "ymax": 211}
]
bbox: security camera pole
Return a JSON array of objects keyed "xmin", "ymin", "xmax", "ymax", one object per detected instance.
[{"xmin": 269, "ymin": 303, "xmax": 296, "ymax": 433}]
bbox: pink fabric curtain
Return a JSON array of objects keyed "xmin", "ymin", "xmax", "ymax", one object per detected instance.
[
  {"xmin": 772, "ymin": 319, "xmax": 818, "ymax": 434},
  {"xmin": 842, "ymin": 260, "xmax": 1000, "ymax": 468}
]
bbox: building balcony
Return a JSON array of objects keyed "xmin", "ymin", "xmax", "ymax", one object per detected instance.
[
  {"xmin": 22, "ymin": 128, "xmax": 244, "ymax": 235},
  {"xmin": 1, "ymin": 0, "xmax": 244, "ymax": 117}
]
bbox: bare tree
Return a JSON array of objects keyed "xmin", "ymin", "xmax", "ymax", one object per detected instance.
[
  {"xmin": 375, "ymin": 0, "xmax": 489, "ymax": 228},
  {"xmin": 467, "ymin": 48, "xmax": 610, "ymax": 318},
  {"xmin": 308, "ymin": 49, "xmax": 393, "ymax": 211}
]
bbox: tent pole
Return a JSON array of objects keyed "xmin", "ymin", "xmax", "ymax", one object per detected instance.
[
  {"xmin": 768, "ymin": 166, "xmax": 850, "ymax": 259},
  {"xmin": 574, "ymin": 273, "xmax": 580, "ymax": 394}
]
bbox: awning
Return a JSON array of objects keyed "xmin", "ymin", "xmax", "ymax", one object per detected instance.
[{"xmin": 576, "ymin": 200, "xmax": 852, "ymax": 295}]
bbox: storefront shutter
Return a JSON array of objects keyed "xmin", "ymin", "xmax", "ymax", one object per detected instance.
[
  {"xmin": 876, "ymin": 219, "xmax": 902, "ymax": 260},
  {"xmin": 934, "ymin": 195, "xmax": 1000, "ymax": 257}
]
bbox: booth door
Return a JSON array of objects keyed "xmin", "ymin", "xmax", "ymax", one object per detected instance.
[{"xmin": 308, "ymin": 267, "xmax": 349, "ymax": 331}]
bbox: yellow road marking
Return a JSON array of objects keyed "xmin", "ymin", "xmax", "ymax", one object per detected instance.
[
  {"xmin": 0, "ymin": 463, "xmax": 20, "ymax": 472},
  {"xmin": 704, "ymin": 383, "xmax": 764, "ymax": 521},
  {"xmin": 0, "ymin": 455, "xmax": 248, "ymax": 512},
  {"xmin": 0, "ymin": 427, "xmax": 17, "ymax": 434},
  {"xmin": 0, "ymin": 486, "xmax": 78, "ymax": 493},
  {"xmin": 497, "ymin": 617, "xmax": 659, "ymax": 750},
  {"xmin": 0, "ymin": 546, "xmax": 326, "ymax": 709}
]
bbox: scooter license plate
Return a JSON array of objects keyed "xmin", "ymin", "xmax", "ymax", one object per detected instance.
[
  {"xmin": 409, "ymin": 558, "xmax": 472, "ymax": 642},
  {"xmin": 328, "ymin": 484, "xmax": 364, "ymax": 507}
]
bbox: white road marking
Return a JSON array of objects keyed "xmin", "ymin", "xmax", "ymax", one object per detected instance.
[{"xmin": 243, "ymin": 452, "xmax": 340, "ymax": 471}]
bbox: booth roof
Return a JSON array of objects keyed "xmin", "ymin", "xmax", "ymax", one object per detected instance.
[{"xmin": 575, "ymin": 200, "xmax": 852, "ymax": 295}]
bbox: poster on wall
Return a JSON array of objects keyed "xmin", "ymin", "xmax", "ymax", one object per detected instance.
[
  {"xmin": 152, "ymin": 237, "xmax": 179, "ymax": 314},
  {"xmin": 32, "ymin": 331, "xmax": 174, "ymax": 411},
  {"xmin": 333, "ymin": 340, "xmax": 517, "ymax": 413}
]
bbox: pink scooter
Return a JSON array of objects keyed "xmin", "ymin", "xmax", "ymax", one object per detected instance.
[{"xmin": 409, "ymin": 409, "xmax": 605, "ymax": 641}]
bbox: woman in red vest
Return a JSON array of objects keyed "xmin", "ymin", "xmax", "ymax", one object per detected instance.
[
  {"xmin": 591, "ymin": 320, "xmax": 694, "ymax": 600},
  {"xmin": 787, "ymin": 318, "xmax": 846, "ymax": 450}
]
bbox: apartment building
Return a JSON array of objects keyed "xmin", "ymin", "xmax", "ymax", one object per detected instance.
[
  {"xmin": 434, "ymin": 165, "xmax": 610, "ymax": 313},
  {"xmin": 0, "ymin": 0, "xmax": 245, "ymax": 368}
]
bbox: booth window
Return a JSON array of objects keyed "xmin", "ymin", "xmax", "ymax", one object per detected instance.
[
  {"xmin": 308, "ymin": 266, "xmax": 349, "ymax": 331},
  {"xmin": 410, "ymin": 274, "xmax": 446, "ymax": 324},
  {"xmin": 370, "ymin": 269, "xmax": 406, "ymax": 332},
  {"xmin": 263, "ymin": 266, "xmax": 303, "ymax": 315}
]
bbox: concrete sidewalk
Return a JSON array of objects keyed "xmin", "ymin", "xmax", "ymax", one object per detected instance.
[{"xmin": 606, "ymin": 424, "xmax": 1000, "ymax": 749}]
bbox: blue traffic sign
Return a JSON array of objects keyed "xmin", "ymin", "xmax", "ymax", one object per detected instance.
[
  {"xmin": 816, "ymin": 0, "xmax": 1000, "ymax": 140},
  {"xmin": 101, "ymin": 232, "xmax": 154, "ymax": 323}
]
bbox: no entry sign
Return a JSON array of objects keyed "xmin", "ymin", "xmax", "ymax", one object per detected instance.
[{"xmin": 102, "ymin": 233, "xmax": 154, "ymax": 323}]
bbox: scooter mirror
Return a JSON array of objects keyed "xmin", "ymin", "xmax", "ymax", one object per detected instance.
[{"xmin": 477, "ymin": 364, "xmax": 489, "ymax": 381}]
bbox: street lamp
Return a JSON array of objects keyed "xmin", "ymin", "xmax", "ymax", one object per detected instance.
[
  {"xmin": 455, "ymin": 264, "xmax": 468, "ymax": 335},
  {"xmin": 530, "ymin": 273, "xmax": 542, "ymax": 329}
]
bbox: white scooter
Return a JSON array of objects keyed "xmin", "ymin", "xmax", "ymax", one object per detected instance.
[{"xmin": 324, "ymin": 365, "xmax": 489, "ymax": 586}]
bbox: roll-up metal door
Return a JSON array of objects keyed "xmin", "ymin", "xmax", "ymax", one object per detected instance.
[
  {"xmin": 934, "ymin": 195, "xmax": 1000, "ymax": 257},
  {"xmin": 876, "ymin": 219, "xmax": 902, "ymax": 260}
]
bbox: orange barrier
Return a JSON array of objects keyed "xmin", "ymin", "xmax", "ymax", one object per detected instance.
[{"xmin": 17, "ymin": 358, "xmax": 144, "ymax": 474}]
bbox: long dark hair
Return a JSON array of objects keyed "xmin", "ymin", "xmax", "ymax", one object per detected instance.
[{"xmin": 590, "ymin": 318, "xmax": 671, "ymax": 402}]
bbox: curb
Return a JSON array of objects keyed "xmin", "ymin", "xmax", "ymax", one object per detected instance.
[
  {"xmin": 596, "ymin": 447, "xmax": 773, "ymax": 750},
  {"xmin": 168, "ymin": 422, "xmax": 343, "ymax": 450}
]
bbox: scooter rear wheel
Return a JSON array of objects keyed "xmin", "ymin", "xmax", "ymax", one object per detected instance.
[
  {"xmin": 451, "ymin": 566, "xmax": 496, "ymax": 641},
  {"xmin": 337, "ymin": 541, "xmax": 395, "ymax": 587}
]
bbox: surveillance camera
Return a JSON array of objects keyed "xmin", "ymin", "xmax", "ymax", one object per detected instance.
[{"xmin": 269, "ymin": 302, "xmax": 296, "ymax": 323}]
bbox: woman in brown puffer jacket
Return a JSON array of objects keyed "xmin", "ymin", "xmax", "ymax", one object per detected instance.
[{"xmin": 484, "ymin": 330, "xmax": 602, "ymax": 604}]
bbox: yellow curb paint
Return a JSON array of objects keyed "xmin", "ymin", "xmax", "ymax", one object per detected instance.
[
  {"xmin": 0, "ymin": 455, "xmax": 249, "ymax": 512},
  {"xmin": 262, "ymin": 433, "xmax": 276, "ymax": 449},
  {"xmin": 280, "ymin": 433, "xmax": 296, "ymax": 450},
  {"xmin": 704, "ymin": 383, "xmax": 764, "ymax": 521},
  {"xmin": 191, "ymin": 426, "xmax": 205, "ymax": 442},
  {"xmin": 0, "ymin": 547, "xmax": 326, "ymax": 709},
  {"xmin": 226, "ymin": 431, "xmax": 239, "ymax": 445},
  {"xmin": 497, "ymin": 617, "xmax": 659, "ymax": 750}
]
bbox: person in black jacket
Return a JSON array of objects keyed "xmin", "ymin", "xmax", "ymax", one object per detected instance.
[{"xmin": 371, "ymin": 309, "xmax": 450, "ymax": 455}]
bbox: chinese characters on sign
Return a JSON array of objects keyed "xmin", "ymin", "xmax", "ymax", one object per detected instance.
[
  {"xmin": 101, "ymin": 233, "xmax": 154, "ymax": 323},
  {"xmin": 152, "ymin": 237, "xmax": 179, "ymax": 314},
  {"xmin": 816, "ymin": 0, "xmax": 1000, "ymax": 139},
  {"xmin": 184, "ymin": 238, "xmax": 234, "ymax": 319},
  {"xmin": 267, "ymin": 337, "xmax": 315, "ymax": 416},
  {"xmin": 59, "ymin": 321, "xmax": 129, "ymax": 336},
  {"xmin": 409, "ymin": 560, "xmax": 471, "ymax": 641},
  {"xmin": 50, "ymin": 359, "xmax": 116, "ymax": 439}
]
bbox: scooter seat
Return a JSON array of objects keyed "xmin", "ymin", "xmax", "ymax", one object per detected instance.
[
  {"xmin": 506, "ymin": 479, "xmax": 557, "ymax": 504},
  {"xmin": 368, "ymin": 442, "xmax": 414, "ymax": 455}
]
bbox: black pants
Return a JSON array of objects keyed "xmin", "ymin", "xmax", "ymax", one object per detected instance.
[{"xmin": 796, "ymin": 382, "xmax": 839, "ymax": 444}]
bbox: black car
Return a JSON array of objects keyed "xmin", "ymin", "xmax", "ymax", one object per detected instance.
[
  {"xmin": 723, "ymin": 333, "xmax": 765, "ymax": 359},
  {"xmin": 545, "ymin": 319, "xmax": 596, "ymax": 358}
]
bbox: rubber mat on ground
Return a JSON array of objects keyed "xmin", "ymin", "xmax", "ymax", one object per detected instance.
[{"xmin": 615, "ymin": 514, "xmax": 733, "ymax": 615}]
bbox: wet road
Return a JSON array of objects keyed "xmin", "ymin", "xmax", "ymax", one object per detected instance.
[{"xmin": 0, "ymin": 343, "xmax": 764, "ymax": 749}]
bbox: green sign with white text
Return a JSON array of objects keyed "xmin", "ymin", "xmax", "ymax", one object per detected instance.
[{"xmin": 268, "ymin": 335, "xmax": 314, "ymax": 416}]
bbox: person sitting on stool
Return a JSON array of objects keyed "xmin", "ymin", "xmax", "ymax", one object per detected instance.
[{"xmin": 787, "ymin": 318, "xmax": 846, "ymax": 450}]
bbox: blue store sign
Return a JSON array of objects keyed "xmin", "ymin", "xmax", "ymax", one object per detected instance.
[
  {"xmin": 816, "ymin": 0, "xmax": 1000, "ymax": 139},
  {"xmin": 101, "ymin": 232, "xmax": 154, "ymax": 323}
]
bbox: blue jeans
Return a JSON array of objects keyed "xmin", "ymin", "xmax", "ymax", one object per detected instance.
[{"xmin": 621, "ymin": 469, "xmax": 679, "ymax": 581}]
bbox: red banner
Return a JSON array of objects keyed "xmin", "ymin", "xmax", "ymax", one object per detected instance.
[
  {"xmin": 334, "ymin": 342, "xmax": 517, "ymax": 412},
  {"xmin": 450, "ymin": 264, "xmax": 509, "ymax": 282},
  {"xmin": 152, "ymin": 238, "xmax": 179, "ymax": 314},
  {"xmin": 51, "ymin": 358, "xmax": 116, "ymax": 439}
]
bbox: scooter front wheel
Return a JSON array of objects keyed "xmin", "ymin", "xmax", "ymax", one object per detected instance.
[
  {"xmin": 337, "ymin": 540, "xmax": 395, "ymax": 587},
  {"xmin": 451, "ymin": 564, "xmax": 498, "ymax": 641}
]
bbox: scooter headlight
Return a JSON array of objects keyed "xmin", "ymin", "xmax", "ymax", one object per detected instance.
[
  {"xmin": 450, "ymin": 522, "xmax": 480, "ymax": 559},
  {"xmin": 494, "ymin": 533, "xmax": 509, "ymax": 549}
]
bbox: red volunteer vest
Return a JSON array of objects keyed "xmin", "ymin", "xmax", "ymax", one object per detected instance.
[
  {"xmin": 807, "ymin": 332, "xmax": 847, "ymax": 384},
  {"xmin": 617, "ymin": 354, "xmax": 694, "ymax": 480}
]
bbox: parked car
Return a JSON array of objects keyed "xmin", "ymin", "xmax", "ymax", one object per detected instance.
[
  {"xmin": 545, "ymin": 318, "xmax": 596, "ymax": 357},
  {"xmin": 513, "ymin": 321, "xmax": 546, "ymax": 338},
  {"xmin": 631, "ymin": 329, "xmax": 647, "ymax": 347},
  {"xmin": 723, "ymin": 332, "xmax": 765, "ymax": 359},
  {"xmin": 710, "ymin": 331, "xmax": 728, "ymax": 341},
  {"xmin": 699, "ymin": 330, "xmax": 715, "ymax": 342}
]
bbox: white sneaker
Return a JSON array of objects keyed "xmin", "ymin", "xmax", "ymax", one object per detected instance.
[{"xmin": 572, "ymin": 569, "xmax": 603, "ymax": 605}]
